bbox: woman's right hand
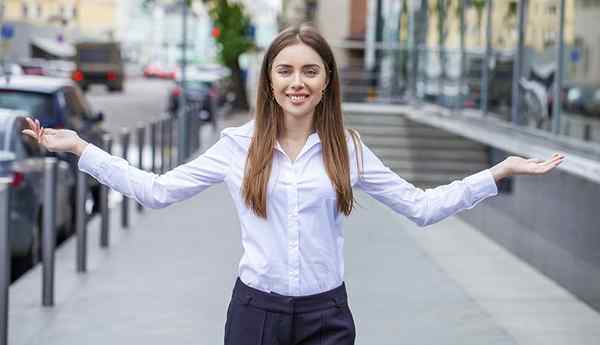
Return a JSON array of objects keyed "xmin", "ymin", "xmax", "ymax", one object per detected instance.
[{"xmin": 21, "ymin": 117, "xmax": 89, "ymax": 156}]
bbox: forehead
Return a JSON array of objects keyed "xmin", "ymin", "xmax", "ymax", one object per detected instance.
[{"xmin": 272, "ymin": 43, "xmax": 325, "ymax": 67}]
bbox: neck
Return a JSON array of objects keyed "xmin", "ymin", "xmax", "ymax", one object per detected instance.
[{"xmin": 281, "ymin": 112, "xmax": 314, "ymax": 142}]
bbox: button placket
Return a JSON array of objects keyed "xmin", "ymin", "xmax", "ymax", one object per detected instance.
[{"xmin": 287, "ymin": 167, "xmax": 300, "ymax": 296}]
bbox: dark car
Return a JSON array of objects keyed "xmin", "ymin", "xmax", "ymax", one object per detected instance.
[
  {"xmin": 167, "ymin": 65, "xmax": 232, "ymax": 124},
  {"xmin": 0, "ymin": 109, "xmax": 74, "ymax": 268},
  {"xmin": 0, "ymin": 75, "xmax": 106, "ymax": 215},
  {"xmin": 73, "ymin": 41, "xmax": 125, "ymax": 92}
]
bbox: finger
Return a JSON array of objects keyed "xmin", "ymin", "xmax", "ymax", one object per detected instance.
[
  {"xmin": 25, "ymin": 117, "xmax": 36, "ymax": 131},
  {"xmin": 43, "ymin": 128, "xmax": 58, "ymax": 135},
  {"xmin": 21, "ymin": 129, "xmax": 38, "ymax": 138}
]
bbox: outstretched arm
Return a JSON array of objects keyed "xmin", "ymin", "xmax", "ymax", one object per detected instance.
[
  {"xmin": 354, "ymin": 139, "xmax": 564, "ymax": 227},
  {"xmin": 22, "ymin": 117, "xmax": 231, "ymax": 209}
]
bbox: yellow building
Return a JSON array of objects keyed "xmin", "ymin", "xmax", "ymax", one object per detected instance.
[
  {"xmin": 427, "ymin": 0, "xmax": 575, "ymax": 52},
  {"xmin": 1, "ymin": 0, "xmax": 119, "ymax": 40}
]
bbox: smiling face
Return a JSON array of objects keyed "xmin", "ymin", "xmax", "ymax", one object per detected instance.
[{"xmin": 270, "ymin": 43, "xmax": 328, "ymax": 122}]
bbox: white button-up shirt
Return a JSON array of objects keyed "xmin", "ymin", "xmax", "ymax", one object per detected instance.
[{"xmin": 78, "ymin": 120, "xmax": 498, "ymax": 296}]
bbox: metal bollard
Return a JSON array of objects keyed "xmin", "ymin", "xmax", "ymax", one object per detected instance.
[
  {"xmin": 42, "ymin": 158, "xmax": 58, "ymax": 306},
  {"xmin": 75, "ymin": 170, "xmax": 87, "ymax": 272},
  {"xmin": 167, "ymin": 118, "xmax": 173, "ymax": 170},
  {"xmin": 120, "ymin": 129, "xmax": 130, "ymax": 229},
  {"xmin": 136, "ymin": 125, "xmax": 145, "ymax": 212},
  {"xmin": 150, "ymin": 122, "xmax": 157, "ymax": 173},
  {"xmin": 100, "ymin": 135, "xmax": 112, "ymax": 247},
  {"xmin": 160, "ymin": 119, "xmax": 166, "ymax": 174},
  {"xmin": 0, "ymin": 152, "xmax": 15, "ymax": 345}
]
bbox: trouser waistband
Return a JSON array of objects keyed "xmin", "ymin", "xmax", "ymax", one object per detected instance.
[{"xmin": 232, "ymin": 278, "xmax": 348, "ymax": 315}]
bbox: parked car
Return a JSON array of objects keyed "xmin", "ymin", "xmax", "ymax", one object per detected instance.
[
  {"xmin": 0, "ymin": 109, "xmax": 74, "ymax": 267},
  {"xmin": 18, "ymin": 58, "xmax": 49, "ymax": 76},
  {"xmin": 73, "ymin": 41, "xmax": 125, "ymax": 92},
  {"xmin": 167, "ymin": 65, "xmax": 232, "ymax": 124},
  {"xmin": 143, "ymin": 62, "xmax": 177, "ymax": 80},
  {"xmin": 0, "ymin": 75, "xmax": 106, "ymax": 215}
]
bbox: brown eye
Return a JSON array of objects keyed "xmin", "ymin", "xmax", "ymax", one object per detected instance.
[
  {"xmin": 277, "ymin": 68, "xmax": 291, "ymax": 76},
  {"xmin": 305, "ymin": 70, "xmax": 318, "ymax": 77}
]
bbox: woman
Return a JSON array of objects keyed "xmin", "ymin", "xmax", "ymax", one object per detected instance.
[{"xmin": 23, "ymin": 25, "xmax": 564, "ymax": 345}]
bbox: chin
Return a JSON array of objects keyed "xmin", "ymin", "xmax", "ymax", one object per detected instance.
[{"xmin": 283, "ymin": 107, "xmax": 315, "ymax": 119}]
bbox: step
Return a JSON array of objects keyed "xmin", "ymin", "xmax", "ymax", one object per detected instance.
[
  {"xmin": 360, "ymin": 136, "xmax": 487, "ymax": 149},
  {"xmin": 382, "ymin": 159, "xmax": 490, "ymax": 173},
  {"xmin": 370, "ymin": 147, "xmax": 489, "ymax": 161},
  {"xmin": 344, "ymin": 113, "xmax": 416, "ymax": 126},
  {"xmin": 348, "ymin": 125, "xmax": 463, "ymax": 139}
]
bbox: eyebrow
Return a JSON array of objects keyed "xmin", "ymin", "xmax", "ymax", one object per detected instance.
[{"xmin": 274, "ymin": 64, "xmax": 322, "ymax": 69}]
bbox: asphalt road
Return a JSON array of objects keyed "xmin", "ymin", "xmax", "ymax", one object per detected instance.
[{"xmin": 85, "ymin": 77, "xmax": 173, "ymax": 137}]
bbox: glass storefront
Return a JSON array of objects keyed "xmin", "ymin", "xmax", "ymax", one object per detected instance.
[{"xmin": 340, "ymin": 0, "xmax": 600, "ymax": 145}]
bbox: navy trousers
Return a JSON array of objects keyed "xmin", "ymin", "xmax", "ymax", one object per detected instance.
[{"xmin": 224, "ymin": 278, "xmax": 356, "ymax": 345}]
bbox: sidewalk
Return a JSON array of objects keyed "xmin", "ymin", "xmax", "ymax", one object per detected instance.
[{"xmin": 9, "ymin": 111, "xmax": 600, "ymax": 345}]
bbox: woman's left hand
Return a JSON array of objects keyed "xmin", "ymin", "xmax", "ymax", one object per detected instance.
[{"xmin": 491, "ymin": 153, "xmax": 565, "ymax": 181}]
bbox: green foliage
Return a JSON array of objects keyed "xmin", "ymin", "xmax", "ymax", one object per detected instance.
[{"xmin": 207, "ymin": 0, "xmax": 254, "ymax": 67}]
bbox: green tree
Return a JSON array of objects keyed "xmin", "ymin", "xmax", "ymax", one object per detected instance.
[
  {"xmin": 142, "ymin": 0, "xmax": 254, "ymax": 110},
  {"xmin": 206, "ymin": 0, "xmax": 254, "ymax": 110}
]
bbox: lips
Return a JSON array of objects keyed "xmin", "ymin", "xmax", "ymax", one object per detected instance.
[{"xmin": 287, "ymin": 94, "xmax": 310, "ymax": 105}]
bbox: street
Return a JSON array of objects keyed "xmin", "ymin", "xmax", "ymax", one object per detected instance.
[{"xmin": 86, "ymin": 76, "xmax": 172, "ymax": 137}]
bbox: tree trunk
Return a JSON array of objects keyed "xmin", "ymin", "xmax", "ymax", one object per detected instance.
[{"xmin": 230, "ymin": 59, "xmax": 249, "ymax": 111}]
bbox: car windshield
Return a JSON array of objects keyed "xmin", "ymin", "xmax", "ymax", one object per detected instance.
[
  {"xmin": 0, "ymin": 90, "xmax": 54, "ymax": 118},
  {"xmin": 183, "ymin": 81, "xmax": 211, "ymax": 89},
  {"xmin": 78, "ymin": 47, "xmax": 112, "ymax": 63}
]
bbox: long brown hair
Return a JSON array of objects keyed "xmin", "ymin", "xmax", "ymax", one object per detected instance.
[{"xmin": 242, "ymin": 24, "xmax": 359, "ymax": 218}]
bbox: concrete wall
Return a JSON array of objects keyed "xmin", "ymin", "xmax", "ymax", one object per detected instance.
[{"xmin": 458, "ymin": 150, "xmax": 600, "ymax": 311}]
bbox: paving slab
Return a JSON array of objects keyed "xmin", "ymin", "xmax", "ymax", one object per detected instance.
[{"xmin": 8, "ymin": 112, "xmax": 600, "ymax": 345}]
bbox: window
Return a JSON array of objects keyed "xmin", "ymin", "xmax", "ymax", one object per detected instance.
[
  {"xmin": 37, "ymin": 3, "xmax": 42, "ymax": 18},
  {"xmin": 21, "ymin": 3, "xmax": 28, "ymax": 18},
  {"xmin": 0, "ymin": 90, "xmax": 54, "ymax": 119}
]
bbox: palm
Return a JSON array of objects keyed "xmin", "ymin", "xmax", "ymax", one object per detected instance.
[
  {"xmin": 505, "ymin": 155, "xmax": 563, "ymax": 176},
  {"xmin": 21, "ymin": 117, "xmax": 81, "ymax": 153}
]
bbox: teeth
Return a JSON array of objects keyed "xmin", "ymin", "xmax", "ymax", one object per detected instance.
[{"xmin": 289, "ymin": 95, "xmax": 307, "ymax": 102}]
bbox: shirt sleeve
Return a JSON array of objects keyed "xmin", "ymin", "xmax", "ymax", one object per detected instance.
[
  {"xmin": 355, "ymin": 141, "xmax": 498, "ymax": 227},
  {"xmin": 78, "ymin": 135, "xmax": 233, "ymax": 209}
]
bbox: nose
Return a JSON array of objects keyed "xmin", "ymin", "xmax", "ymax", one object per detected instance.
[{"xmin": 290, "ymin": 72, "xmax": 304, "ymax": 90}]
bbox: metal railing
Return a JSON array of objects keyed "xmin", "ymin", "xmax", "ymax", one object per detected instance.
[{"xmin": 0, "ymin": 109, "xmax": 210, "ymax": 345}]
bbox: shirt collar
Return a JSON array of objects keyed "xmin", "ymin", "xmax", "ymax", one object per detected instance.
[{"xmin": 223, "ymin": 120, "xmax": 322, "ymax": 156}]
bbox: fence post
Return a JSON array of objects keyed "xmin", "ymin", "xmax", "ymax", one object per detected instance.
[
  {"xmin": 100, "ymin": 135, "xmax": 112, "ymax": 247},
  {"xmin": 168, "ymin": 118, "xmax": 174, "ymax": 169},
  {"xmin": 75, "ymin": 169, "xmax": 87, "ymax": 272},
  {"xmin": 136, "ymin": 125, "xmax": 145, "ymax": 212},
  {"xmin": 120, "ymin": 129, "xmax": 130, "ymax": 229},
  {"xmin": 0, "ymin": 152, "xmax": 15, "ymax": 345},
  {"xmin": 42, "ymin": 158, "xmax": 58, "ymax": 306},
  {"xmin": 150, "ymin": 122, "xmax": 157, "ymax": 173},
  {"xmin": 160, "ymin": 120, "xmax": 166, "ymax": 173}
]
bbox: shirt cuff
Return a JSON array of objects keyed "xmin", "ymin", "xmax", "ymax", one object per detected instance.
[
  {"xmin": 463, "ymin": 169, "xmax": 499, "ymax": 202},
  {"xmin": 78, "ymin": 143, "xmax": 111, "ymax": 177}
]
